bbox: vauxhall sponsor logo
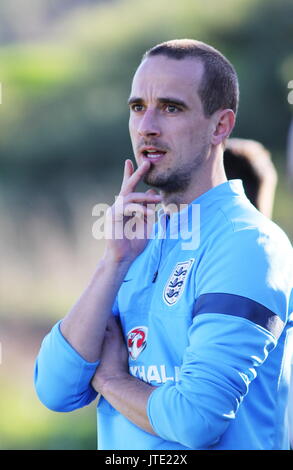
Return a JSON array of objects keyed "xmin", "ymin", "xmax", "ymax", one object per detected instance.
[
  {"xmin": 127, "ymin": 325, "xmax": 180, "ymax": 383},
  {"xmin": 129, "ymin": 364, "xmax": 180, "ymax": 384},
  {"xmin": 127, "ymin": 326, "xmax": 148, "ymax": 360}
]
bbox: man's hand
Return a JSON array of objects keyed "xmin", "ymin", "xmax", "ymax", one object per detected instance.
[
  {"xmin": 91, "ymin": 314, "xmax": 157, "ymax": 436},
  {"xmin": 91, "ymin": 315, "xmax": 129, "ymax": 393},
  {"xmin": 104, "ymin": 159, "xmax": 162, "ymax": 265}
]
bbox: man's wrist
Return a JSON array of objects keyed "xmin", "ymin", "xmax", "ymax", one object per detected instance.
[
  {"xmin": 95, "ymin": 255, "xmax": 131, "ymax": 284},
  {"xmin": 101, "ymin": 250, "xmax": 133, "ymax": 270},
  {"xmin": 93, "ymin": 372, "xmax": 130, "ymax": 395}
]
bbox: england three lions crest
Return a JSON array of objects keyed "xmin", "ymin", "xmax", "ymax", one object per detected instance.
[{"xmin": 163, "ymin": 259, "xmax": 194, "ymax": 306}]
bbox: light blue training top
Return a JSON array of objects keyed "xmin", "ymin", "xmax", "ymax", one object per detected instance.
[{"xmin": 34, "ymin": 180, "xmax": 293, "ymax": 450}]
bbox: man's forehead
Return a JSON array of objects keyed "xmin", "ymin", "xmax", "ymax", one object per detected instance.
[
  {"xmin": 129, "ymin": 56, "xmax": 204, "ymax": 107},
  {"xmin": 132, "ymin": 55, "xmax": 204, "ymax": 89}
]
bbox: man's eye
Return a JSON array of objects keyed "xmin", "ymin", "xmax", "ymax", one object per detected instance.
[
  {"xmin": 165, "ymin": 104, "xmax": 179, "ymax": 113},
  {"xmin": 131, "ymin": 104, "xmax": 144, "ymax": 112}
]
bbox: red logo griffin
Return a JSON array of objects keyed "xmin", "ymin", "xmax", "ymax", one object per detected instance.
[{"xmin": 127, "ymin": 326, "xmax": 148, "ymax": 360}]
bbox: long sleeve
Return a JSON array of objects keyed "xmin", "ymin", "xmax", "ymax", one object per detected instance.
[
  {"xmin": 147, "ymin": 313, "xmax": 277, "ymax": 448},
  {"xmin": 34, "ymin": 321, "xmax": 99, "ymax": 412}
]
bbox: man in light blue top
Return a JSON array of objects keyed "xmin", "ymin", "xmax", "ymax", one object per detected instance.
[{"xmin": 34, "ymin": 39, "xmax": 293, "ymax": 450}]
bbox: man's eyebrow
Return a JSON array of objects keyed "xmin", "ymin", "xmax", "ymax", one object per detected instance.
[
  {"xmin": 157, "ymin": 97, "xmax": 189, "ymax": 109},
  {"xmin": 127, "ymin": 96, "xmax": 189, "ymax": 109},
  {"xmin": 128, "ymin": 96, "xmax": 144, "ymax": 106}
]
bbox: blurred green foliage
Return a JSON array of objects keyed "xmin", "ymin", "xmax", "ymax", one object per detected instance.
[
  {"xmin": 0, "ymin": 0, "xmax": 292, "ymax": 451},
  {"xmin": 0, "ymin": 0, "xmax": 292, "ymax": 190},
  {"xmin": 0, "ymin": 378, "xmax": 97, "ymax": 449}
]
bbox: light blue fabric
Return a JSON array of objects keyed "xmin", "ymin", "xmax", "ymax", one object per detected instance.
[
  {"xmin": 34, "ymin": 321, "xmax": 99, "ymax": 411},
  {"xmin": 34, "ymin": 180, "xmax": 293, "ymax": 450}
]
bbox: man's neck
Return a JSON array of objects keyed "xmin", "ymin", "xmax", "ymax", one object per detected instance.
[{"xmin": 160, "ymin": 152, "xmax": 227, "ymax": 213}]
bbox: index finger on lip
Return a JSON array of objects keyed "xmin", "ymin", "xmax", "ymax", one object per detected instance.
[
  {"xmin": 120, "ymin": 160, "xmax": 150, "ymax": 196},
  {"xmin": 120, "ymin": 159, "xmax": 134, "ymax": 191}
]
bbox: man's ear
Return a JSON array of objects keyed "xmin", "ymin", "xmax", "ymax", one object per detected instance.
[{"xmin": 211, "ymin": 109, "xmax": 236, "ymax": 146}]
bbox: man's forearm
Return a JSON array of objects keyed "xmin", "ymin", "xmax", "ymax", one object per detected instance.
[
  {"xmin": 60, "ymin": 160, "xmax": 159, "ymax": 364},
  {"xmin": 96, "ymin": 373, "xmax": 157, "ymax": 435},
  {"xmin": 60, "ymin": 257, "xmax": 130, "ymax": 362}
]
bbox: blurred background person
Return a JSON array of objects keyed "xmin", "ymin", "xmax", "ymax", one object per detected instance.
[{"xmin": 224, "ymin": 138, "xmax": 278, "ymax": 218}]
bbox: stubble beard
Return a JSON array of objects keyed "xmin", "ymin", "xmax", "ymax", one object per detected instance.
[{"xmin": 143, "ymin": 148, "xmax": 208, "ymax": 195}]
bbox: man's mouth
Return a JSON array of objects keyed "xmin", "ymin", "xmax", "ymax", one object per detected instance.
[{"xmin": 140, "ymin": 147, "xmax": 167, "ymax": 162}]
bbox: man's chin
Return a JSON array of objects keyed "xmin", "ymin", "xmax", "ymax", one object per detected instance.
[
  {"xmin": 143, "ymin": 173, "xmax": 165, "ymax": 189},
  {"xmin": 143, "ymin": 173, "xmax": 187, "ymax": 194}
]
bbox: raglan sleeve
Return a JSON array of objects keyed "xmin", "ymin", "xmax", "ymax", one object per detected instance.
[
  {"xmin": 34, "ymin": 320, "xmax": 100, "ymax": 411},
  {"xmin": 147, "ymin": 226, "xmax": 293, "ymax": 449},
  {"xmin": 34, "ymin": 294, "xmax": 122, "ymax": 412}
]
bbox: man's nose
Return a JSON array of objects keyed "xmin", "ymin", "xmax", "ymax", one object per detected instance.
[{"xmin": 138, "ymin": 109, "xmax": 161, "ymax": 137}]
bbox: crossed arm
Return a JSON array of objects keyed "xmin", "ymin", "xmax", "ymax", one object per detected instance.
[{"xmin": 91, "ymin": 315, "xmax": 157, "ymax": 435}]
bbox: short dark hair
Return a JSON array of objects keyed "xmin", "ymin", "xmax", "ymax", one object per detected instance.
[{"xmin": 142, "ymin": 39, "xmax": 239, "ymax": 117}]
